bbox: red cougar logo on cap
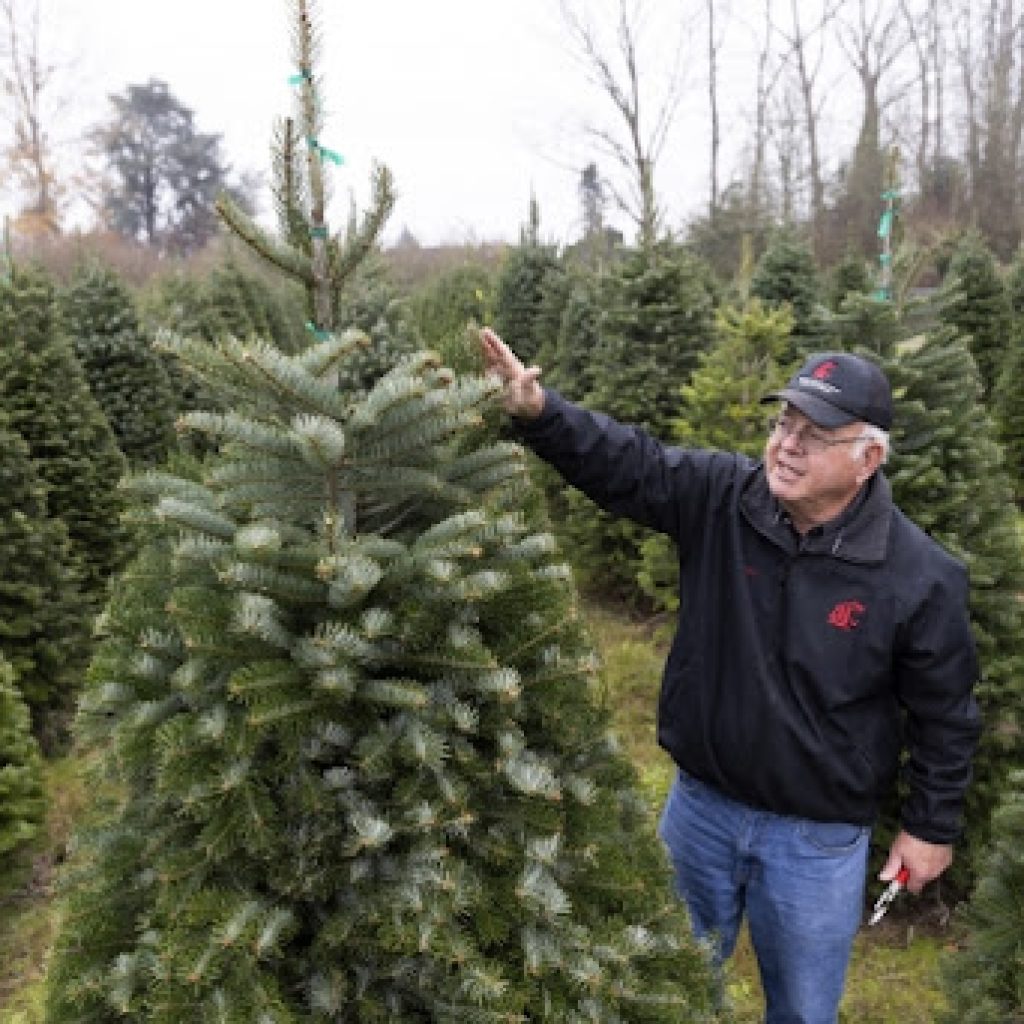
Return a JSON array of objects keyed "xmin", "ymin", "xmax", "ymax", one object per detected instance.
[{"xmin": 812, "ymin": 360, "xmax": 838, "ymax": 381}]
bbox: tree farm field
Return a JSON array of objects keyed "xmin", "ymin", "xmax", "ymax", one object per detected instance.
[{"xmin": 1, "ymin": 600, "xmax": 950, "ymax": 1023}]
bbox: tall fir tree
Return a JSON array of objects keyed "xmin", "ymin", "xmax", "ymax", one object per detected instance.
[
  {"xmin": 492, "ymin": 197, "xmax": 563, "ymax": 368},
  {"xmin": 939, "ymin": 233, "xmax": 1013, "ymax": 396},
  {"xmin": 0, "ymin": 263, "xmax": 131, "ymax": 612},
  {"xmin": 0, "ymin": 654, "xmax": 45, "ymax": 875},
  {"xmin": 411, "ymin": 263, "xmax": 495, "ymax": 350},
  {"xmin": 993, "ymin": 246, "xmax": 1024, "ymax": 501},
  {"xmin": 562, "ymin": 242, "xmax": 717, "ymax": 602},
  {"xmin": 0, "ymin": 412, "xmax": 90, "ymax": 745},
  {"xmin": 60, "ymin": 261, "xmax": 178, "ymax": 469},
  {"xmin": 939, "ymin": 769, "xmax": 1024, "ymax": 1023},
  {"xmin": 44, "ymin": 4, "xmax": 720, "ymax": 1020},
  {"xmin": 749, "ymin": 233, "xmax": 826, "ymax": 362},
  {"xmin": 882, "ymin": 329, "xmax": 1024, "ymax": 893},
  {"xmin": 637, "ymin": 301, "xmax": 794, "ymax": 610}
]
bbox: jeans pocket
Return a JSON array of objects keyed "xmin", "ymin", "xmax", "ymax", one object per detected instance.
[{"xmin": 798, "ymin": 820, "xmax": 868, "ymax": 854}]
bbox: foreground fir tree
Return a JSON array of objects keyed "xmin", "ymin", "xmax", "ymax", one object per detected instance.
[
  {"xmin": 939, "ymin": 233, "xmax": 1013, "ymax": 396},
  {"xmin": 43, "ymin": 338, "xmax": 720, "ymax": 1023},
  {"xmin": 939, "ymin": 770, "xmax": 1024, "ymax": 1023},
  {"xmin": 60, "ymin": 261, "xmax": 178, "ymax": 469},
  {"xmin": 0, "ymin": 264, "xmax": 131, "ymax": 611},
  {"xmin": 0, "ymin": 413, "xmax": 90, "ymax": 743},
  {"xmin": 882, "ymin": 329, "xmax": 1024, "ymax": 894},
  {"xmin": 44, "ymin": 3, "xmax": 720, "ymax": 1020},
  {"xmin": 0, "ymin": 654, "xmax": 45, "ymax": 875}
]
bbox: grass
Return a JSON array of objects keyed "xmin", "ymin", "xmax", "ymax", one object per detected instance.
[
  {"xmin": 0, "ymin": 599, "xmax": 950, "ymax": 1022},
  {"xmin": 585, "ymin": 597, "xmax": 951, "ymax": 1023},
  {"xmin": 0, "ymin": 757, "xmax": 88, "ymax": 1023}
]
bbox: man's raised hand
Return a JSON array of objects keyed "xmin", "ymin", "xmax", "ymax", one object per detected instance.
[{"xmin": 479, "ymin": 327, "xmax": 545, "ymax": 419}]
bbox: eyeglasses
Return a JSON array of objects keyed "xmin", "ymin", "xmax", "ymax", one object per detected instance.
[{"xmin": 767, "ymin": 413, "xmax": 868, "ymax": 454}]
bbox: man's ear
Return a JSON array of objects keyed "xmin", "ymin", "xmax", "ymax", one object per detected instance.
[{"xmin": 856, "ymin": 442, "xmax": 885, "ymax": 484}]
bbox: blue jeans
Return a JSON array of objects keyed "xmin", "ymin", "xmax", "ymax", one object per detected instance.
[{"xmin": 658, "ymin": 770, "xmax": 869, "ymax": 1024}]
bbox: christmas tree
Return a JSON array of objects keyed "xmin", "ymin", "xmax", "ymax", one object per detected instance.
[
  {"xmin": 0, "ymin": 263, "xmax": 131, "ymax": 612},
  {"xmin": 0, "ymin": 411, "xmax": 90, "ymax": 744},
  {"xmin": 882, "ymin": 329, "xmax": 1024, "ymax": 893},
  {"xmin": 749, "ymin": 233, "xmax": 826, "ymax": 362},
  {"xmin": 637, "ymin": 300, "xmax": 794, "ymax": 610},
  {"xmin": 44, "ymin": 4, "xmax": 720, "ymax": 1020},
  {"xmin": 493, "ymin": 195, "xmax": 563, "ymax": 368},
  {"xmin": 61, "ymin": 260, "xmax": 178, "ymax": 469},
  {"xmin": 0, "ymin": 654, "xmax": 44, "ymax": 874},
  {"xmin": 939, "ymin": 232, "xmax": 1013, "ymax": 396},
  {"xmin": 939, "ymin": 770, "xmax": 1024, "ymax": 1022}
]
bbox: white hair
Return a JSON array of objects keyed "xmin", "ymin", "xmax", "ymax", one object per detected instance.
[{"xmin": 852, "ymin": 424, "xmax": 890, "ymax": 464}]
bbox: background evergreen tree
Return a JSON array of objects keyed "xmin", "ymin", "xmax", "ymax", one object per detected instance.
[
  {"xmin": 828, "ymin": 249, "xmax": 873, "ymax": 311},
  {"xmin": 45, "ymin": 4, "xmax": 720, "ymax": 1019},
  {"xmin": 410, "ymin": 262, "xmax": 495, "ymax": 350},
  {"xmin": 559, "ymin": 242, "xmax": 717, "ymax": 602},
  {"xmin": 939, "ymin": 769, "xmax": 1024, "ymax": 1023},
  {"xmin": 0, "ymin": 412, "xmax": 90, "ymax": 745},
  {"xmin": 993, "ymin": 337, "xmax": 1024, "ymax": 502},
  {"xmin": 0, "ymin": 654, "xmax": 44, "ymax": 875},
  {"xmin": 492, "ymin": 197, "xmax": 563, "ymax": 368},
  {"xmin": 637, "ymin": 301, "xmax": 794, "ymax": 610},
  {"xmin": 750, "ymin": 233, "xmax": 826, "ymax": 362},
  {"xmin": 882, "ymin": 329, "xmax": 1024, "ymax": 894},
  {"xmin": 0, "ymin": 264, "xmax": 131, "ymax": 613},
  {"xmin": 940, "ymin": 233, "xmax": 1013, "ymax": 396},
  {"xmin": 60, "ymin": 260, "xmax": 178, "ymax": 469},
  {"xmin": 544, "ymin": 267, "xmax": 602, "ymax": 403}
]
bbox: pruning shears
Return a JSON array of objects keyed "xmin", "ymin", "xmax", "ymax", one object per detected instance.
[{"xmin": 868, "ymin": 867, "xmax": 910, "ymax": 926}]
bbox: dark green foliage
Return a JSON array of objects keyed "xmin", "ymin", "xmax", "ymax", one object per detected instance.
[
  {"xmin": 410, "ymin": 263, "xmax": 495, "ymax": 350},
  {"xmin": 638, "ymin": 301, "xmax": 794, "ymax": 610},
  {"xmin": 993, "ymin": 331, "xmax": 1024, "ymax": 502},
  {"xmin": 828, "ymin": 291, "xmax": 901, "ymax": 359},
  {"xmin": 828, "ymin": 250, "xmax": 873, "ymax": 311},
  {"xmin": 0, "ymin": 264, "xmax": 131, "ymax": 612},
  {"xmin": 940, "ymin": 769, "xmax": 1024, "ymax": 1022},
  {"xmin": 750, "ymin": 233, "xmax": 826, "ymax": 362},
  {"xmin": 545, "ymin": 268, "xmax": 602, "ymax": 403},
  {"xmin": 332, "ymin": 250, "xmax": 419, "ymax": 397},
  {"xmin": 0, "ymin": 655, "xmax": 44, "ymax": 872},
  {"xmin": 493, "ymin": 242, "xmax": 563, "ymax": 367},
  {"xmin": 882, "ymin": 330, "xmax": 1024, "ymax": 894},
  {"xmin": 60, "ymin": 261, "xmax": 178, "ymax": 469},
  {"xmin": 559, "ymin": 243, "xmax": 718, "ymax": 602},
  {"xmin": 940, "ymin": 233, "xmax": 1013, "ymax": 395},
  {"xmin": 45, "ymin": 329, "xmax": 720, "ymax": 1022},
  {"xmin": 0, "ymin": 413, "xmax": 89, "ymax": 744},
  {"xmin": 204, "ymin": 256, "xmax": 306, "ymax": 354}
]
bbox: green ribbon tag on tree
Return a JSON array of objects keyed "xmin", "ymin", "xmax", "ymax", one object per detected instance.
[{"xmin": 878, "ymin": 210, "xmax": 892, "ymax": 238}]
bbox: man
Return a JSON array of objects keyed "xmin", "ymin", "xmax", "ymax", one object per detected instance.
[{"xmin": 479, "ymin": 328, "xmax": 980, "ymax": 1024}]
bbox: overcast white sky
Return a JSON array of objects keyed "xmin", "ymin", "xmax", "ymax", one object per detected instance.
[{"xmin": 21, "ymin": 1, "xmax": 772, "ymax": 247}]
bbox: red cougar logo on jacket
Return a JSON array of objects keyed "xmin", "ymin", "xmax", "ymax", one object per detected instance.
[
  {"xmin": 828, "ymin": 600, "xmax": 865, "ymax": 630},
  {"xmin": 812, "ymin": 360, "xmax": 838, "ymax": 381}
]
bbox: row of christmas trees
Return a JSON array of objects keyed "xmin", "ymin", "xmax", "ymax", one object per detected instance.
[{"xmin": 5, "ymin": 196, "xmax": 1024, "ymax": 1023}]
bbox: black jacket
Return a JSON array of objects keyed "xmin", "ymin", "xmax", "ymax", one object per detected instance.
[{"xmin": 517, "ymin": 390, "xmax": 981, "ymax": 844}]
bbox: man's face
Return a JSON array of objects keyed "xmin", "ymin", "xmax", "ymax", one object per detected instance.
[{"xmin": 765, "ymin": 405, "xmax": 875, "ymax": 528}]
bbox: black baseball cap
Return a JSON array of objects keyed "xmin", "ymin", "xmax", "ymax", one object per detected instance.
[{"xmin": 763, "ymin": 352, "xmax": 893, "ymax": 430}]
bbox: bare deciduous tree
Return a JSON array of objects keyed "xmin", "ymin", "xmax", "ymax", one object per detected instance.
[
  {"xmin": 560, "ymin": 0, "xmax": 690, "ymax": 248},
  {"xmin": 0, "ymin": 0, "xmax": 62, "ymax": 235}
]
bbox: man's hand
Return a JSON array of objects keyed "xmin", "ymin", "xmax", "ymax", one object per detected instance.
[
  {"xmin": 880, "ymin": 830, "xmax": 953, "ymax": 894},
  {"xmin": 479, "ymin": 327, "xmax": 545, "ymax": 419}
]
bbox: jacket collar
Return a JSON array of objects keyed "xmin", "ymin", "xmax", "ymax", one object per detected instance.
[{"xmin": 740, "ymin": 465, "xmax": 893, "ymax": 563}]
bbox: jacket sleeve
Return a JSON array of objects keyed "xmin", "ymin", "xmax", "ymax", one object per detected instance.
[
  {"xmin": 895, "ymin": 557, "xmax": 981, "ymax": 845},
  {"xmin": 513, "ymin": 389, "xmax": 721, "ymax": 542}
]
